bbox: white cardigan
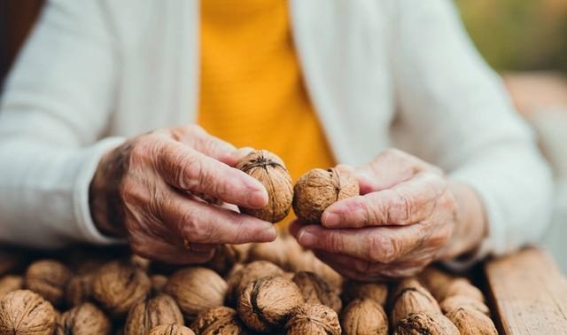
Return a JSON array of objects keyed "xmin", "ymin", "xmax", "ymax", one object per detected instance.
[{"xmin": 0, "ymin": 0, "xmax": 553, "ymax": 264}]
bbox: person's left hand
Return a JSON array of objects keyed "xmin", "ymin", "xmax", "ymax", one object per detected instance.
[{"xmin": 290, "ymin": 149, "xmax": 484, "ymax": 281}]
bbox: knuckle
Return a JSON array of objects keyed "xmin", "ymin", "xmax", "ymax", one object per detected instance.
[
  {"xmin": 391, "ymin": 191, "xmax": 412, "ymax": 224},
  {"xmin": 325, "ymin": 232, "xmax": 344, "ymax": 253},
  {"xmin": 367, "ymin": 234, "xmax": 393, "ymax": 263}
]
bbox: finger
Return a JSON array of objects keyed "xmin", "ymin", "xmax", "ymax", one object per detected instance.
[
  {"xmin": 354, "ymin": 149, "xmax": 442, "ymax": 194},
  {"xmin": 160, "ymin": 190, "xmax": 277, "ymax": 244},
  {"xmin": 295, "ymin": 223, "xmax": 427, "ymax": 264},
  {"xmin": 155, "ymin": 141, "xmax": 268, "ymax": 208},
  {"xmin": 131, "ymin": 239, "xmax": 215, "ymax": 265},
  {"xmin": 322, "ymin": 172, "xmax": 446, "ymax": 228},
  {"xmin": 187, "ymin": 242, "xmax": 216, "ymax": 253},
  {"xmin": 166, "ymin": 125, "xmax": 238, "ymax": 163}
]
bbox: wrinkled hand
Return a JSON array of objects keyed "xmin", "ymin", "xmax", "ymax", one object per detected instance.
[
  {"xmin": 290, "ymin": 149, "xmax": 485, "ymax": 280},
  {"xmin": 89, "ymin": 125, "xmax": 276, "ymax": 264}
]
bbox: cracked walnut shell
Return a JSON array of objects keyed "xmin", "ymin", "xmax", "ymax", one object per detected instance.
[
  {"xmin": 293, "ymin": 168, "xmax": 359, "ymax": 224},
  {"xmin": 0, "ymin": 289, "xmax": 57, "ymax": 335},
  {"xmin": 286, "ymin": 303, "xmax": 341, "ymax": 335},
  {"xmin": 237, "ymin": 276, "xmax": 304, "ymax": 333},
  {"xmin": 236, "ymin": 150, "xmax": 293, "ymax": 223}
]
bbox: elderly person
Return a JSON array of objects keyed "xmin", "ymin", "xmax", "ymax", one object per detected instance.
[{"xmin": 0, "ymin": 0, "xmax": 552, "ymax": 280}]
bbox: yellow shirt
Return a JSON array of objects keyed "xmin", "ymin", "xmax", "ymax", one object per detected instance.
[{"xmin": 198, "ymin": 0, "xmax": 335, "ymax": 227}]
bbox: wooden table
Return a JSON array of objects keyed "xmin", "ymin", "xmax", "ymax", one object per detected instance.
[{"xmin": 485, "ymin": 247, "xmax": 567, "ymax": 334}]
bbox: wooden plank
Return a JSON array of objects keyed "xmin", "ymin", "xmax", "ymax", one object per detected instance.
[{"xmin": 485, "ymin": 247, "xmax": 567, "ymax": 334}]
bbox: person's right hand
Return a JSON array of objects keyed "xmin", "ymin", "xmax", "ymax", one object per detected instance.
[{"xmin": 89, "ymin": 125, "xmax": 277, "ymax": 264}]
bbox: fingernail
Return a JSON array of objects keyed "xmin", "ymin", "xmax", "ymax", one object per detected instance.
[
  {"xmin": 259, "ymin": 224, "xmax": 277, "ymax": 240},
  {"xmin": 298, "ymin": 229, "xmax": 316, "ymax": 247},
  {"xmin": 248, "ymin": 189, "xmax": 268, "ymax": 208},
  {"xmin": 322, "ymin": 212, "xmax": 340, "ymax": 227}
]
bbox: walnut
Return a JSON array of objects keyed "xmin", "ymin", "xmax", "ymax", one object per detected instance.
[
  {"xmin": 236, "ymin": 150, "xmax": 293, "ymax": 223},
  {"xmin": 124, "ymin": 292, "xmax": 183, "ymax": 335},
  {"xmin": 247, "ymin": 238, "xmax": 288, "ymax": 270},
  {"xmin": 151, "ymin": 275, "xmax": 169, "ymax": 293},
  {"xmin": 56, "ymin": 302, "xmax": 111, "ymax": 335},
  {"xmin": 440, "ymin": 278, "xmax": 485, "ymax": 302},
  {"xmin": 445, "ymin": 306, "xmax": 498, "ymax": 335},
  {"xmin": 292, "ymin": 272, "xmax": 341, "ymax": 313},
  {"xmin": 286, "ymin": 303, "xmax": 341, "ymax": 335},
  {"xmin": 164, "ymin": 267, "xmax": 227, "ymax": 321},
  {"xmin": 205, "ymin": 244, "xmax": 251, "ymax": 276},
  {"xmin": 440, "ymin": 295, "xmax": 490, "ymax": 316},
  {"xmin": 394, "ymin": 311, "xmax": 459, "ymax": 335},
  {"xmin": 288, "ymin": 251, "xmax": 343, "ymax": 290},
  {"xmin": 148, "ymin": 324, "xmax": 195, "ymax": 335},
  {"xmin": 0, "ymin": 276, "xmax": 23, "ymax": 299},
  {"xmin": 190, "ymin": 306, "xmax": 248, "ymax": 335},
  {"xmin": 130, "ymin": 255, "xmax": 151, "ymax": 272},
  {"xmin": 0, "ymin": 289, "xmax": 57, "ymax": 335},
  {"xmin": 390, "ymin": 278, "xmax": 440, "ymax": 327},
  {"xmin": 24, "ymin": 259, "xmax": 72, "ymax": 307},
  {"xmin": 342, "ymin": 280, "xmax": 388, "ymax": 306},
  {"xmin": 292, "ymin": 168, "xmax": 359, "ymax": 224},
  {"xmin": 237, "ymin": 276, "xmax": 304, "ymax": 333},
  {"xmin": 418, "ymin": 267, "xmax": 454, "ymax": 300},
  {"xmin": 225, "ymin": 261, "xmax": 284, "ymax": 306},
  {"xmin": 92, "ymin": 261, "xmax": 151, "ymax": 317},
  {"xmin": 65, "ymin": 273, "xmax": 94, "ymax": 307},
  {"xmin": 340, "ymin": 299, "xmax": 388, "ymax": 335}
]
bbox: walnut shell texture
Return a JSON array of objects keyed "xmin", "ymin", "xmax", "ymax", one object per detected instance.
[
  {"xmin": 190, "ymin": 306, "xmax": 248, "ymax": 335},
  {"xmin": 440, "ymin": 295, "xmax": 490, "ymax": 316},
  {"xmin": 394, "ymin": 311, "xmax": 459, "ymax": 335},
  {"xmin": 237, "ymin": 276, "xmax": 304, "ymax": 333},
  {"xmin": 205, "ymin": 244, "xmax": 250, "ymax": 276},
  {"xmin": 340, "ymin": 299, "xmax": 388, "ymax": 335},
  {"xmin": 92, "ymin": 261, "xmax": 151, "ymax": 317},
  {"xmin": 236, "ymin": 150, "xmax": 293, "ymax": 223},
  {"xmin": 287, "ymin": 251, "xmax": 343, "ymax": 290},
  {"xmin": 292, "ymin": 272, "xmax": 341, "ymax": 313},
  {"xmin": 124, "ymin": 293, "xmax": 183, "ymax": 335},
  {"xmin": 445, "ymin": 306, "xmax": 498, "ymax": 335},
  {"xmin": 0, "ymin": 276, "xmax": 23, "ymax": 299},
  {"xmin": 150, "ymin": 275, "xmax": 169, "ymax": 293},
  {"xmin": 24, "ymin": 260, "xmax": 72, "ymax": 307},
  {"xmin": 390, "ymin": 279, "xmax": 440, "ymax": 327},
  {"xmin": 286, "ymin": 303, "xmax": 341, "ymax": 335},
  {"xmin": 0, "ymin": 289, "xmax": 57, "ymax": 335},
  {"xmin": 148, "ymin": 324, "xmax": 195, "ymax": 335},
  {"xmin": 164, "ymin": 267, "xmax": 227, "ymax": 321},
  {"xmin": 418, "ymin": 267, "xmax": 454, "ymax": 301},
  {"xmin": 65, "ymin": 274, "xmax": 94, "ymax": 308},
  {"xmin": 247, "ymin": 238, "xmax": 288, "ymax": 270},
  {"xmin": 441, "ymin": 278, "xmax": 485, "ymax": 302},
  {"xmin": 292, "ymin": 168, "xmax": 359, "ymax": 224},
  {"xmin": 225, "ymin": 261, "xmax": 284, "ymax": 306},
  {"xmin": 341, "ymin": 280, "xmax": 388, "ymax": 306},
  {"xmin": 56, "ymin": 302, "xmax": 111, "ymax": 335}
]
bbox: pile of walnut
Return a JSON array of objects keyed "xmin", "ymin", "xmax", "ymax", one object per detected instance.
[{"xmin": 0, "ymin": 238, "xmax": 497, "ymax": 335}]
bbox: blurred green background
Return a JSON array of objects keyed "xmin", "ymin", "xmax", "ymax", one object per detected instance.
[{"xmin": 456, "ymin": 0, "xmax": 567, "ymax": 73}]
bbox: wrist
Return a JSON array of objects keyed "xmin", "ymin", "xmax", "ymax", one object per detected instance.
[
  {"xmin": 440, "ymin": 181, "xmax": 488, "ymax": 260},
  {"xmin": 88, "ymin": 145, "xmax": 129, "ymax": 238}
]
